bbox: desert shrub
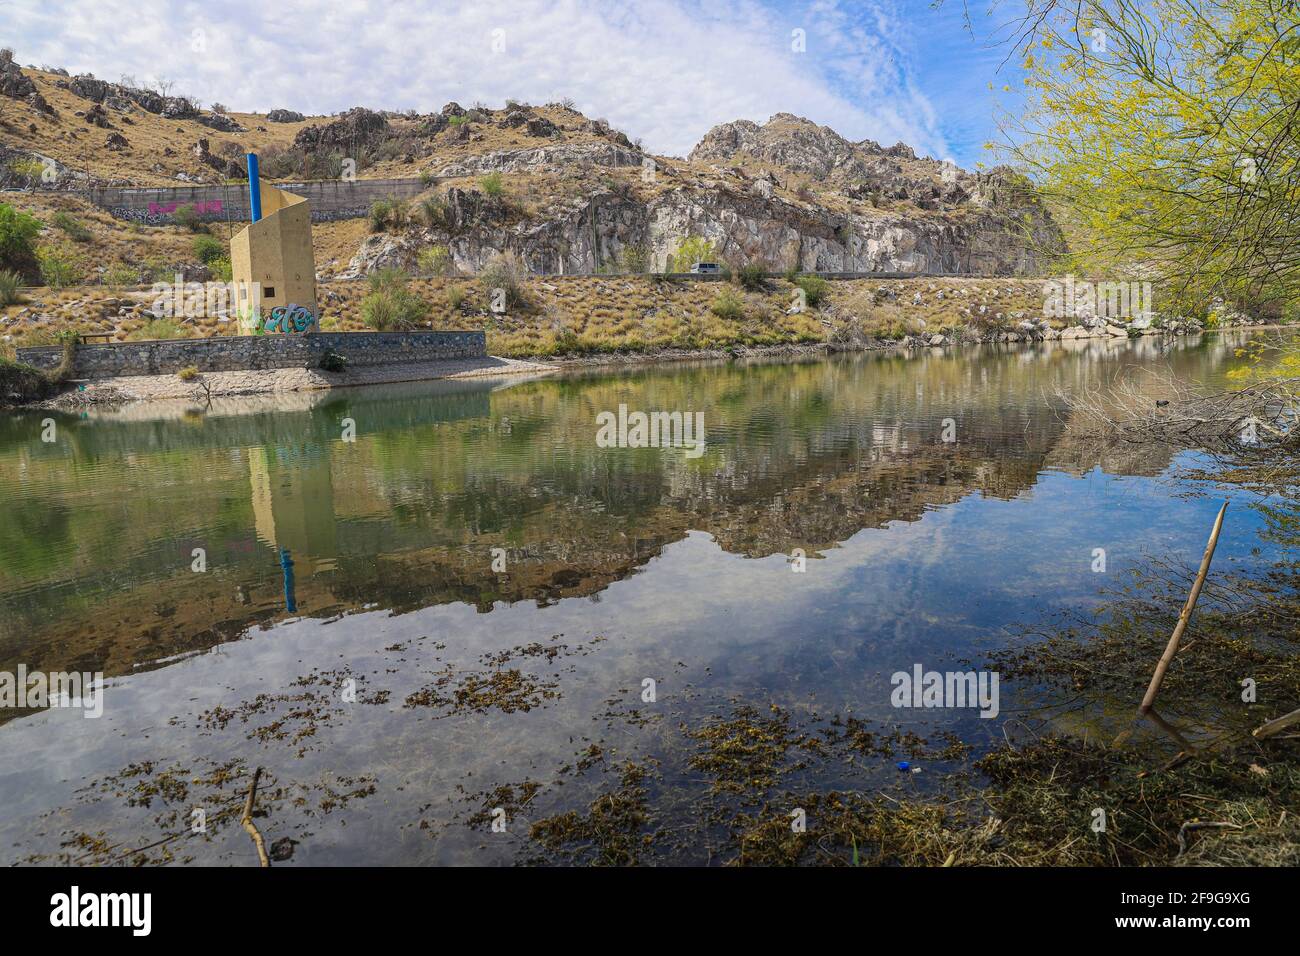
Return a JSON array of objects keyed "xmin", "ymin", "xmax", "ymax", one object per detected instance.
[
  {"xmin": 710, "ymin": 286, "xmax": 746, "ymax": 321},
  {"xmin": 369, "ymin": 199, "xmax": 398, "ymax": 233},
  {"xmin": 51, "ymin": 212, "xmax": 92, "ymax": 243},
  {"xmin": 619, "ymin": 244, "xmax": 651, "ymax": 274},
  {"xmin": 735, "ymin": 261, "xmax": 767, "ymax": 291},
  {"xmin": 0, "ymin": 203, "xmax": 42, "ymax": 278},
  {"xmin": 192, "ymin": 234, "xmax": 224, "ymax": 264},
  {"xmin": 479, "ymin": 251, "xmax": 529, "ymax": 310},
  {"xmin": 176, "ymin": 365, "xmax": 200, "ymax": 381},
  {"xmin": 418, "ymin": 244, "xmax": 454, "ymax": 276},
  {"xmin": 208, "ymin": 257, "xmax": 233, "ymax": 282},
  {"xmin": 48, "ymin": 329, "xmax": 82, "ymax": 383},
  {"xmin": 480, "ymin": 172, "xmax": 505, "ymax": 197},
  {"xmin": 418, "ymin": 196, "xmax": 449, "ymax": 229},
  {"xmin": 447, "ymin": 284, "xmax": 468, "ymax": 310},
  {"xmin": 553, "ymin": 328, "xmax": 583, "ymax": 354},
  {"xmin": 448, "ymin": 114, "xmax": 469, "ymax": 127},
  {"xmin": 361, "ymin": 269, "xmax": 429, "ymax": 330},
  {"xmin": 144, "ymin": 258, "xmax": 175, "ymax": 282},
  {"xmin": 794, "ymin": 274, "xmax": 829, "ymax": 307},
  {"xmin": 127, "ymin": 318, "xmax": 188, "ymax": 341},
  {"xmin": 37, "ymin": 244, "xmax": 83, "ymax": 289},
  {"xmin": 172, "ymin": 204, "xmax": 207, "ymax": 233},
  {"xmin": 103, "ymin": 263, "xmax": 140, "ymax": 288},
  {"xmin": 319, "ymin": 350, "xmax": 348, "ymax": 373},
  {"xmin": 0, "ymin": 356, "xmax": 52, "ymax": 403},
  {"xmin": 0, "ymin": 268, "xmax": 21, "ymax": 305}
]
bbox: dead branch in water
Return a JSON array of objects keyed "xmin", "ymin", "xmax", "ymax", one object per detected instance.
[
  {"xmin": 1253, "ymin": 705, "xmax": 1300, "ymax": 741},
  {"xmin": 1139, "ymin": 501, "xmax": 1228, "ymax": 716},
  {"xmin": 241, "ymin": 766, "xmax": 270, "ymax": 868},
  {"xmin": 1055, "ymin": 368, "xmax": 1300, "ymax": 450}
]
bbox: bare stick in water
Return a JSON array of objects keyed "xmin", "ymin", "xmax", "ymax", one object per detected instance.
[
  {"xmin": 241, "ymin": 766, "xmax": 270, "ymax": 868},
  {"xmin": 1253, "ymin": 705, "xmax": 1300, "ymax": 740},
  {"xmin": 1138, "ymin": 501, "xmax": 1228, "ymax": 716}
]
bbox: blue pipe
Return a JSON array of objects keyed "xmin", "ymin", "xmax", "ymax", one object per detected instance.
[
  {"xmin": 246, "ymin": 152, "xmax": 262, "ymax": 222},
  {"xmin": 280, "ymin": 548, "xmax": 296, "ymax": 613}
]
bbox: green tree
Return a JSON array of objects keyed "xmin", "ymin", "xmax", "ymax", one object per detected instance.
[
  {"xmin": 37, "ymin": 244, "xmax": 83, "ymax": 290},
  {"xmin": 0, "ymin": 203, "xmax": 42, "ymax": 279},
  {"xmin": 1003, "ymin": 0, "xmax": 1300, "ymax": 312},
  {"xmin": 669, "ymin": 236, "xmax": 717, "ymax": 272},
  {"xmin": 192, "ymin": 234, "xmax": 225, "ymax": 264}
]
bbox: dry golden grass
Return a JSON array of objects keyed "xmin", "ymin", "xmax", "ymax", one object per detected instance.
[
  {"xmin": 4, "ymin": 70, "xmax": 643, "ymax": 187},
  {"xmin": 0, "ymin": 192, "xmax": 198, "ymax": 275},
  {"xmin": 4, "ymin": 70, "xmax": 309, "ymax": 185},
  {"xmin": 2, "ymin": 273, "xmax": 1052, "ymax": 359}
]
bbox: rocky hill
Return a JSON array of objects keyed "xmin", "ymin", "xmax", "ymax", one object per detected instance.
[{"xmin": 0, "ymin": 52, "xmax": 1062, "ymax": 280}]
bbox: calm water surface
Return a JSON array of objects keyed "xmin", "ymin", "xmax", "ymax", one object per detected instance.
[{"xmin": 0, "ymin": 332, "xmax": 1286, "ymax": 864}]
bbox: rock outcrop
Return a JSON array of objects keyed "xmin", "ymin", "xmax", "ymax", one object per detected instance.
[
  {"xmin": 293, "ymin": 108, "xmax": 389, "ymax": 152},
  {"xmin": 0, "ymin": 49, "xmax": 53, "ymax": 115},
  {"xmin": 347, "ymin": 113, "xmax": 1061, "ymax": 278}
]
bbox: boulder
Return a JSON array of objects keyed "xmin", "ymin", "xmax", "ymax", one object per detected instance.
[
  {"xmin": 198, "ymin": 111, "xmax": 245, "ymax": 133},
  {"xmin": 293, "ymin": 107, "xmax": 388, "ymax": 151},
  {"xmin": 526, "ymin": 116, "xmax": 557, "ymax": 137},
  {"xmin": 70, "ymin": 74, "xmax": 111, "ymax": 102},
  {"xmin": 84, "ymin": 103, "xmax": 114, "ymax": 128}
]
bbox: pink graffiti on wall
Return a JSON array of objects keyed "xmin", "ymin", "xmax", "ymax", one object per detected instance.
[{"xmin": 147, "ymin": 200, "xmax": 224, "ymax": 216}]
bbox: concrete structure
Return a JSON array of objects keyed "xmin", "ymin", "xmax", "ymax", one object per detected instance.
[
  {"xmin": 16, "ymin": 331, "xmax": 486, "ymax": 378},
  {"xmin": 231, "ymin": 155, "xmax": 318, "ymax": 329}
]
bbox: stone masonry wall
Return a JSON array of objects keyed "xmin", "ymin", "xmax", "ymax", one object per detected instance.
[
  {"xmin": 84, "ymin": 178, "xmax": 429, "ymax": 225},
  {"xmin": 17, "ymin": 331, "xmax": 485, "ymax": 378}
]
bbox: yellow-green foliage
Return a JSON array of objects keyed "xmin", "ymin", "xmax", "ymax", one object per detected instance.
[
  {"xmin": 1013, "ymin": 1, "xmax": 1300, "ymax": 311},
  {"xmin": 669, "ymin": 236, "xmax": 717, "ymax": 272},
  {"xmin": 36, "ymin": 244, "xmax": 83, "ymax": 289}
]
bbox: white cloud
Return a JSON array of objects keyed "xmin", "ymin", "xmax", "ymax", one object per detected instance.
[{"xmin": 5, "ymin": 0, "xmax": 951, "ymax": 158}]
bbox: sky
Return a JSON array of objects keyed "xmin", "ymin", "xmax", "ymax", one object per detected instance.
[{"xmin": 2, "ymin": 0, "xmax": 1030, "ymax": 168}]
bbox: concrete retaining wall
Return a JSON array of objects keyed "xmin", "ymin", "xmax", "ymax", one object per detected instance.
[
  {"xmin": 83, "ymin": 178, "xmax": 429, "ymax": 224},
  {"xmin": 17, "ymin": 330, "xmax": 485, "ymax": 378}
]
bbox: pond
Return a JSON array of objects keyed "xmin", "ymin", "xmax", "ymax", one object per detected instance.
[{"xmin": 0, "ymin": 331, "xmax": 1289, "ymax": 865}]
